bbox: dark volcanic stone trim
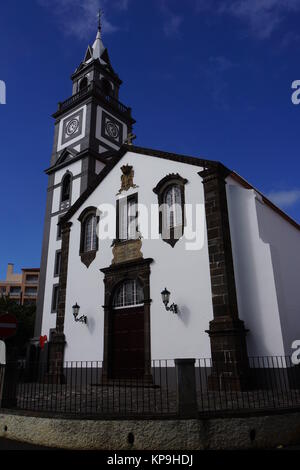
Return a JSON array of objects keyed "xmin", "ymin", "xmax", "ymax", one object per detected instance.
[
  {"xmin": 78, "ymin": 206, "xmax": 99, "ymax": 268},
  {"xmin": 100, "ymin": 258, "xmax": 153, "ymax": 380},
  {"xmin": 199, "ymin": 165, "xmax": 238, "ymax": 319},
  {"xmin": 199, "ymin": 166, "xmax": 249, "ymax": 390},
  {"xmin": 153, "ymin": 173, "xmax": 188, "ymax": 248},
  {"xmin": 56, "ymin": 222, "xmax": 72, "ymax": 335}
]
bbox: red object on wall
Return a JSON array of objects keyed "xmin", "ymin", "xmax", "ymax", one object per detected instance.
[
  {"xmin": 39, "ymin": 335, "xmax": 47, "ymax": 350},
  {"xmin": 0, "ymin": 313, "xmax": 18, "ymax": 339}
]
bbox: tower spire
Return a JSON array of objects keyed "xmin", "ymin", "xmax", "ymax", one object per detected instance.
[
  {"xmin": 97, "ymin": 9, "xmax": 102, "ymax": 35},
  {"xmin": 91, "ymin": 9, "xmax": 105, "ymax": 62}
]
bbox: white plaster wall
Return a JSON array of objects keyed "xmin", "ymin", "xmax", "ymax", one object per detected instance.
[
  {"xmin": 255, "ymin": 196, "xmax": 300, "ymax": 356},
  {"xmin": 226, "ymin": 178, "xmax": 300, "ymax": 357},
  {"xmin": 64, "ymin": 151, "xmax": 213, "ymax": 362},
  {"xmin": 54, "ymin": 160, "xmax": 82, "ymax": 186},
  {"xmin": 95, "ymin": 160, "xmax": 105, "ymax": 174},
  {"xmin": 40, "ymin": 214, "xmax": 62, "ymax": 337},
  {"xmin": 52, "ymin": 160, "xmax": 82, "ymax": 213}
]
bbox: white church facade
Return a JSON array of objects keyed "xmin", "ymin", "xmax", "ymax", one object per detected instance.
[{"xmin": 32, "ymin": 23, "xmax": 300, "ymax": 387}]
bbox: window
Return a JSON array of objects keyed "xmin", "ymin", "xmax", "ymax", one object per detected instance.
[
  {"xmin": 54, "ymin": 250, "xmax": 62, "ymax": 277},
  {"xmin": 117, "ymin": 194, "xmax": 138, "ymax": 241},
  {"xmin": 51, "ymin": 285, "xmax": 59, "ymax": 313},
  {"xmin": 83, "ymin": 215, "xmax": 98, "ymax": 252},
  {"xmin": 61, "ymin": 173, "xmax": 71, "ymax": 203},
  {"xmin": 113, "ymin": 280, "xmax": 144, "ymax": 308},
  {"xmin": 79, "ymin": 77, "xmax": 88, "ymax": 91},
  {"xmin": 163, "ymin": 185, "xmax": 182, "ymax": 229},
  {"xmin": 153, "ymin": 174, "xmax": 187, "ymax": 247},
  {"xmin": 25, "ymin": 287, "xmax": 37, "ymax": 296},
  {"xmin": 100, "ymin": 78, "xmax": 112, "ymax": 96},
  {"xmin": 10, "ymin": 286, "xmax": 21, "ymax": 295},
  {"xmin": 78, "ymin": 207, "xmax": 99, "ymax": 268},
  {"xmin": 26, "ymin": 274, "xmax": 39, "ymax": 284}
]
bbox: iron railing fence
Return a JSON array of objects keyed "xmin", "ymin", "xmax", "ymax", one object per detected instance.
[
  {"xmin": 0, "ymin": 356, "xmax": 299, "ymax": 417},
  {"xmin": 196, "ymin": 356, "xmax": 300, "ymax": 414},
  {"xmin": 0, "ymin": 360, "xmax": 177, "ymax": 417}
]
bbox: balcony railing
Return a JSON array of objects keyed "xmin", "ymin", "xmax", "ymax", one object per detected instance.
[
  {"xmin": 24, "ymin": 291, "xmax": 37, "ymax": 297},
  {"xmin": 57, "ymin": 82, "xmax": 132, "ymax": 118}
]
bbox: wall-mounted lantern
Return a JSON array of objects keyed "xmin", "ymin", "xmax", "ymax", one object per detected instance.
[
  {"xmin": 161, "ymin": 287, "xmax": 178, "ymax": 314},
  {"xmin": 72, "ymin": 303, "xmax": 87, "ymax": 324}
]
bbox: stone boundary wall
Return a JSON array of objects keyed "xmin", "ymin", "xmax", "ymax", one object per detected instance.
[{"xmin": 0, "ymin": 411, "xmax": 300, "ymax": 450}]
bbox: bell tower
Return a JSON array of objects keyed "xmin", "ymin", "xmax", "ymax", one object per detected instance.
[
  {"xmin": 32, "ymin": 17, "xmax": 135, "ymax": 347},
  {"xmin": 51, "ymin": 15, "xmax": 135, "ymax": 170}
]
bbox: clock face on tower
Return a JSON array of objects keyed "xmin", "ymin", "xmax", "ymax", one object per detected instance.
[
  {"xmin": 105, "ymin": 121, "xmax": 119, "ymax": 139},
  {"xmin": 102, "ymin": 111, "xmax": 123, "ymax": 145},
  {"xmin": 66, "ymin": 118, "xmax": 79, "ymax": 136},
  {"xmin": 61, "ymin": 108, "xmax": 84, "ymax": 146}
]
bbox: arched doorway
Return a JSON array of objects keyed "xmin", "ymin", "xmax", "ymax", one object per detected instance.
[{"xmin": 109, "ymin": 279, "xmax": 145, "ymax": 379}]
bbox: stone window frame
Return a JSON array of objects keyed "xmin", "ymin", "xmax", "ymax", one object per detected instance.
[
  {"xmin": 100, "ymin": 258, "xmax": 153, "ymax": 382},
  {"xmin": 78, "ymin": 206, "xmax": 99, "ymax": 268},
  {"xmin": 153, "ymin": 173, "xmax": 188, "ymax": 247},
  {"xmin": 60, "ymin": 171, "xmax": 73, "ymax": 211}
]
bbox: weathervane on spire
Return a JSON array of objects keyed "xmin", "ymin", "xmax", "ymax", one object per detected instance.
[{"xmin": 97, "ymin": 9, "xmax": 102, "ymax": 34}]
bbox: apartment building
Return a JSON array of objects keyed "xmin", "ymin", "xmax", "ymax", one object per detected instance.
[{"xmin": 0, "ymin": 263, "xmax": 40, "ymax": 305}]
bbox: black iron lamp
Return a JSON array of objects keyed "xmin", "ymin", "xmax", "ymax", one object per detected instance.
[
  {"xmin": 72, "ymin": 303, "xmax": 87, "ymax": 324},
  {"xmin": 161, "ymin": 287, "xmax": 178, "ymax": 314}
]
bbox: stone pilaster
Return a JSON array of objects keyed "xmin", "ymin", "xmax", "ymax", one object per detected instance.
[
  {"xmin": 46, "ymin": 221, "xmax": 72, "ymax": 384},
  {"xmin": 199, "ymin": 165, "xmax": 249, "ymax": 390}
]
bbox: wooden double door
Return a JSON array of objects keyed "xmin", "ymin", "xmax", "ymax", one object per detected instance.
[{"xmin": 110, "ymin": 305, "xmax": 145, "ymax": 379}]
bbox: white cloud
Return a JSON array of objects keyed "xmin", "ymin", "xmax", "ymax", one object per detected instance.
[
  {"xmin": 194, "ymin": 0, "xmax": 300, "ymax": 39},
  {"xmin": 158, "ymin": 0, "xmax": 183, "ymax": 38},
  {"xmin": 114, "ymin": 0, "xmax": 130, "ymax": 11},
  {"xmin": 267, "ymin": 189, "xmax": 300, "ymax": 208},
  {"xmin": 37, "ymin": 0, "xmax": 124, "ymax": 39},
  {"xmin": 163, "ymin": 14, "xmax": 183, "ymax": 37}
]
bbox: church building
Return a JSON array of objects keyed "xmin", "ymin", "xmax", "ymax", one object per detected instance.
[{"xmin": 33, "ymin": 22, "xmax": 300, "ymax": 385}]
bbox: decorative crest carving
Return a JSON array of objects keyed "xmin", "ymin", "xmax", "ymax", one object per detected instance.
[{"xmin": 117, "ymin": 164, "xmax": 138, "ymax": 194}]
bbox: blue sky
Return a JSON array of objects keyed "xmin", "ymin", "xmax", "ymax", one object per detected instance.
[{"xmin": 1, "ymin": 0, "xmax": 300, "ymax": 278}]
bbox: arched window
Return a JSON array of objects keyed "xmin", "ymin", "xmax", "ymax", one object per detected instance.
[
  {"xmin": 78, "ymin": 207, "xmax": 99, "ymax": 267},
  {"xmin": 100, "ymin": 77, "xmax": 112, "ymax": 96},
  {"xmin": 153, "ymin": 174, "xmax": 188, "ymax": 247},
  {"xmin": 79, "ymin": 77, "xmax": 88, "ymax": 91},
  {"xmin": 83, "ymin": 214, "xmax": 97, "ymax": 252},
  {"xmin": 163, "ymin": 184, "xmax": 182, "ymax": 229},
  {"xmin": 60, "ymin": 173, "xmax": 72, "ymax": 209},
  {"xmin": 113, "ymin": 280, "xmax": 144, "ymax": 308}
]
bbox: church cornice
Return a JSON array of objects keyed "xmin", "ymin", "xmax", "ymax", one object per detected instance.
[{"xmin": 45, "ymin": 147, "xmax": 110, "ymax": 175}]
